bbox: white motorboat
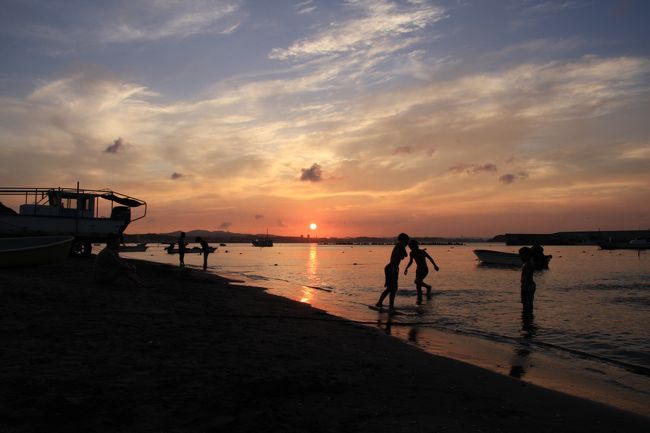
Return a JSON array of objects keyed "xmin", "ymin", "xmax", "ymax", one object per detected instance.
[{"xmin": 0, "ymin": 185, "xmax": 146, "ymax": 256}]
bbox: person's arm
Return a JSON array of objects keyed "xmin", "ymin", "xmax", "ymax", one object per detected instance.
[
  {"xmin": 425, "ymin": 252, "xmax": 439, "ymax": 271},
  {"xmin": 404, "ymin": 255, "xmax": 414, "ymax": 274}
]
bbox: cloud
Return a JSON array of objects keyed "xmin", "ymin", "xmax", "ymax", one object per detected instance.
[
  {"xmin": 105, "ymin": 137, "xmax": 126, "ymax": 154},
  {"xmin": 219, "ymin": 221, "xmax": 232, "ymax": 230},
  {"xmin": 254, "ymin": 214, "xmax": 264, "ymax": 219},
  {"xmin": 100, "ymin": 1, "xmax": 242, "ymax": 43},
  {"xmin": 449, "ymin": 163, "xmax": 497, "ymax": 174},
  {"xmin": 277, "ymin": 219, "xmax": 287, "ymax": 228},
  {"xmin": 269, "ymin": 0, "xmax": 445, "ymax": 60},
  {"xmin": 170, "ymin": 172, "xmax": 184, "ymax": 180},
  {"xmin": 392, "ymin": 146, "xmax": 411, "ymax": 155},
  {"xmin": 295, "ymin": 0, "xmax": 316, "ymax": 15},
  {"xmin": 300, "ymin": 163, "xmax": 323, "ymax": 182},
  {"xmin": 499, "ymin": 172, "xmax": 529, "ymax": 184}
]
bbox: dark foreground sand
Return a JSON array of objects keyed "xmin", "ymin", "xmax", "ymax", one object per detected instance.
[{"xmin": 1, "ymin": 258, "xmax": 648, "ymax": 433}]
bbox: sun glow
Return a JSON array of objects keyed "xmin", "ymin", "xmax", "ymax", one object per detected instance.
[{"xmin": 309, "ymin": 223, "xmax": 317, "ymax": 230}]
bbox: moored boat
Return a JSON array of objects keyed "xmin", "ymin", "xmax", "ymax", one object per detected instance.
[
  {"xmin": 474, "ymin": 247, "xmax": 552, "ymax": 268},
  {"xmin": 166, "ymin": 245, "xmax": 216, "ymax": 254},
  {"xmin": 120, "ymin": 243, "xmax": 148, "ymax": 252},
  {"xmin": 0, "ymin": 236, "xmax": 74, "ymax": 267}
]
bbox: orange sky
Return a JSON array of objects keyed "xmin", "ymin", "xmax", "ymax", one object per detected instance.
[{"xmin": 1, "ymin": 1, "xmax": 649, "ymax": 237}]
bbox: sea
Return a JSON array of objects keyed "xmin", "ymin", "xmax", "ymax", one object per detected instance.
[{"xmin": 122, "ymin": 242, "xmax": 650, "ymax": 415}]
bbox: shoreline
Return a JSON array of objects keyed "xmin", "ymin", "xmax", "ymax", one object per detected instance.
[
  {"xmin": 1, "ymin": 257, "xmax": 648, "ymax": 432},
  {"xmin": 219, "ymin": 268, "xmax": 650, "ymax": 417}
]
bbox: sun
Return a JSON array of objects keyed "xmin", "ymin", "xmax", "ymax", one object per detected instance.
[{"xmin": 309, "ymin": 223, "xmax": 317, "ymax": 230}]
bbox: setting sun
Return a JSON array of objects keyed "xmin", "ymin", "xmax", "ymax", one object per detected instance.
[{"xmin": 309, "ymin": 223, "xmax": 317, "ymax": 231}]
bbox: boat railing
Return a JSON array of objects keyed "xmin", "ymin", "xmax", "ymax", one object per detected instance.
[{"xmin": 0, "ymin": 186, "xmax": 147, "ymax": 222}]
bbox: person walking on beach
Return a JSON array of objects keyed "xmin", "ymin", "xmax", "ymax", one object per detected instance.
[
  {"xmin": 519, "ymin": 247, "xmax": 536, "ymax": 312},
  {"xmin": 178, "ymin": 232, "xmax": 187, "ymax": 268},
  {"xmin": 376, "ymin": 233, "xmax": 410, "ymax": 312},
  {"xmin": 93, "ymin": 233, "xmax": 143, "ymax": 287},
  {"xmin": 196, "ymin": 236, "xmax": 210, "ymax": 271},
  {"xmin": 404, "ymin": 239, "xmax": 440, "ymax": 304}
]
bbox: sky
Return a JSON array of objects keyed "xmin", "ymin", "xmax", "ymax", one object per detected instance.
[{"xmin": 1, "ymin": 0, "xmax": 649, "ymax": 238}]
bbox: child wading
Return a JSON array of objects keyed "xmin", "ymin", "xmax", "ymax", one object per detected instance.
[
  {"xmin": 519, "ymin": 247, "xmax": 536, "ymax": 312},
  {"xmin": 375, "ymin": 233, "xmax": 410, "ymax": 312},
  {"xmin": 404, "ymin": 239, "xmax": 439, "ymax": 304}
]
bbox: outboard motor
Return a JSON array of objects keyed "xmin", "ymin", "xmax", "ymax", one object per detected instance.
[
  {"xmin": 110, "ymin": 206, "xmax": 132, "ymax": 223},
  {"xmin": 110, "ymin": 206, "xmax": 132, "ymax": 233}
]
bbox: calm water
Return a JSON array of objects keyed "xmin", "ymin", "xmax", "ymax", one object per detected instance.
[{"xmin": 124, "ymin": 242, "xmax": 650, "ymax": 413}]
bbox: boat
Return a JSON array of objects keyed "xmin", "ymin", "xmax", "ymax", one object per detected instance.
[
  {"xmin": 0, "ymin": 235, "xmax": 74, "ymax": 267},
  {"xmin": 166, "ymin": 245, "xmax": 216, "ymax": 254},
  {"xmin": 599, "ymin": 239, "xmax": 650, "ymax": 250},
  {"xmin": 474, "ymin": 248, "xmax": 552, "ymax": 268},
  {"xmin": 252, "ymin": 229, "xmax": 273, "ymax": 247},
  {"xmin": 120, "ymin": 243, "xmax": 148, "ymax": 252},
  {"xmin": 0, "ymin": 185, "xmax": 146, "ymax": 257}
]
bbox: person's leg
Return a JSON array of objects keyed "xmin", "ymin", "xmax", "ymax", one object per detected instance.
[
  {"xmin": 388, "ymin": 287, "xmax": 398, "ymax": 310},
  {"xmin": 415, "ymin": 281, "xmax": 423, "ymax": 304},
  {"xmin": 377, "ymin": 288, "xmax": 391, "ymax": 307},
  {"xmin": 203, "ymin": 254, "xmax": 208, "ymax": 271}
]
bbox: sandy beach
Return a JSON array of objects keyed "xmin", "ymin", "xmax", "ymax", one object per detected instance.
[{"xmin": 1, "ymin": 257, "xmax": 648, "ymax": 433}]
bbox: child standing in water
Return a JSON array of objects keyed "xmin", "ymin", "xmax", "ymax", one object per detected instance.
[
  {"xmin": 404, "ymin": 240, "xmax": 440, "ymax": 304},
  {"xmin": 376, "ymin": 233, "xmax": 410, "ymax": 312},
  {"xmin": 519, "ymin": 247, "xmax": 536, "ymax": 312}
]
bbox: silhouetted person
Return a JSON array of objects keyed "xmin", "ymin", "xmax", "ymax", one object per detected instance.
[
  {"xmin": 519, "ymin": 247, "xmax": 536, "ymax": 312},
  {"xmin": 404, "ymin": 239, "xmax": 439, "ymax": 304},
  {"xmin": 178, "ymin": 232, "xmax": 186, "ymax": 268},
  {"xmin": 93, "ymin": 233, "xmax": 142, "ymax": 287},
  {"xmin": 376, "ymin": 233, "xmax": 410, "ymax": 312},
  {"xmin": 196, "ymin": 236, "xmax": 210, "ymax": 271}
]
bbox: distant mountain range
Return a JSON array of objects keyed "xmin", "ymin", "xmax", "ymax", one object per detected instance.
[{"xmin": 123, "ymin": 230, "xmax": 486, "ymax": 244}]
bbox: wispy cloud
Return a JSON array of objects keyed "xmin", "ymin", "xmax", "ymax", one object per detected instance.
[{"xmin": 269, "ymin": 0, "xmax": 445, "ymax": 60}]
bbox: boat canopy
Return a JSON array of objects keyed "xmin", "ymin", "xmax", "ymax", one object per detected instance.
[{"xmin": 99, "ymin": 193, "xmax": 144, "ymax": 207}]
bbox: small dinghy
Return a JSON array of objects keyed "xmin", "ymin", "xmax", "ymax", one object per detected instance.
[{"xmin": 0, "ymin": 236, "xmax": 74, "ymax": 267}]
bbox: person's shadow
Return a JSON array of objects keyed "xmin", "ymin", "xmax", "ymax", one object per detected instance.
[{"xmin": 509, "ymin": 311, "xmax": 537, "ymax": 378}]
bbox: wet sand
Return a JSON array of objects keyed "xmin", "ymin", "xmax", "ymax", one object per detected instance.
[{"xmin": 1, "ymin": 258, "xmax": 648, "ymax": 432}]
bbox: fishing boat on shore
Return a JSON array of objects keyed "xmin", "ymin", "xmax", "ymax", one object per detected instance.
[
  {"xmin": 474, "ymin": 247, "xmax": 552, "ymax": 268},
  {"xmin": 0, "ymin": 185, "xmax": 146, "ymax": 257},
  {"xmin": 0, "ymin": 235, "xmax": 74, "ymax": 267}
]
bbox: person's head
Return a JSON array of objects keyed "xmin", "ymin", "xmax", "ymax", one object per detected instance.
[
  {"xmin": 518, "ymin": 247, "xmax": 532, "ymax": 261},
  {"xmin": 397, "ymin": 233, "xmax": 410, "ymax": 245},
  {"xmin": 180, "ymin": 231, "xmax": 185, "ymax": 238},
  {"xmin": 408, "ymin": 239, "xmax": 420, "ymax": 250}
]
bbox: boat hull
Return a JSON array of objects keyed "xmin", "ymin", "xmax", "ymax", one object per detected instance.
[
  {"xmin": 0, "ymin": 214, "xmax": 126, "ymax": 238},
  {"xmin": 473, "ymin": 249, "xmax": 522, "ymax": 266},
  {"xmin": 0, "ymin": 236, "xmax": 74, "ymax": 267},
  {"xmin": 473, "ymin": 249, "xmax": 552, "ymax": 268}
]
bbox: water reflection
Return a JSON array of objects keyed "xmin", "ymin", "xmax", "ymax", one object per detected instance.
[
  {"xmin": 300, "ymin": 244, "xmax": 319, "ymax": 303},
  {"xmin": 509, "ymin": 312, "xmax": 537, "ymax": 378}
]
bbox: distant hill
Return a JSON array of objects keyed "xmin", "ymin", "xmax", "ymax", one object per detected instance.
[{"xmin": 123, "ymin": 230, "xmax": 486, "ymax": 244}]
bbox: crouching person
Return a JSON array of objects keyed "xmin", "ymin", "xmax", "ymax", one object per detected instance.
[{"xmin": 93, "ymin": 233, "xmax": 143, "ymax": 287}]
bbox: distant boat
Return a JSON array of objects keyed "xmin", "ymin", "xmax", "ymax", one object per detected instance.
[
  {"xmin": 474, "ymin": 249, "xmax": 552, "ymax": 268},
  {"xmin": 599, "ymin": 239, "xmax": 650, "ymax": 250},
  {"xmin": 166, "ymin": 245, "xmax": 216, "ymax": 254},
  {"xmin": 120, "ymin": 243, "xmax": 148, "ymax": 252},
  {"xmin": 0, "ymin": 236, "xmax": 74, "ymax": 267},
  {"xmin": 252, "ymin": 230, "xmax": 273, "ymax": 247}
]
